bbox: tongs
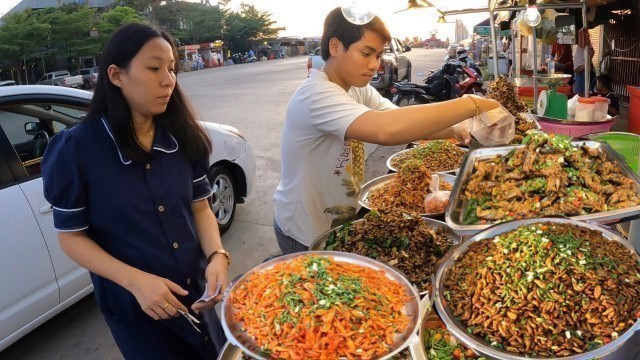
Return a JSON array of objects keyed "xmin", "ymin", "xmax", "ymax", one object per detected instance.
[{"xmin": 177, "ymin": 309, "xmax": 201, "ymax": 333}]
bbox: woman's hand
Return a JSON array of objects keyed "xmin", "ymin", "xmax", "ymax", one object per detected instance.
[
  {"xmin": 191, "ymin": 255, "xmax": 229, "ymax": 312},
  {"xmin": 127, "ymin": 270, "xmax": 189, "ymax": 320}
]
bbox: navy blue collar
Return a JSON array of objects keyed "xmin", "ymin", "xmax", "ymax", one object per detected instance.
[{"xmin": 100, "ymin": 116, "xmax": 179, "ymax": 165}]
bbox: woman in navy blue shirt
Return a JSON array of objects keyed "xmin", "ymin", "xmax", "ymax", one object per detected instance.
[{"xmin": 42, "ymin": 24, "xmax": 229, "ymax": 358}]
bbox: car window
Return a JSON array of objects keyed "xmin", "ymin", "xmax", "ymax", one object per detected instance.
[
  {"xmin": 0, "ymin": 103, "xmax": 83, "ymax": 177},
  {"xmin": 54, "ymin": 71, "xmax": 68, "ymax": 77}
]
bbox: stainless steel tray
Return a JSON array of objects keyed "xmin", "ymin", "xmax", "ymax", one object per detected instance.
[
  {"xmin": 310, "ymin": 217, "xmax": 461, "ymax": 251},
  {"xmin": 217, "ymin": 342, "xmax": 243, "ymax": 360},
  {"xmin": 387, "ymin": 147, "xmax": 468, "ymax": 174},
  {"xmin": 221, "ymin": 251, "xmax": 421, "ymax": 360},
  {"xmin": 445, "ymin": 140, "xmax": 640, "ymax": 236},
  {"xmin": 360, "ymin": 173, "xmax": 458, "ymax": 217},
  {"xmin": 433, "ymin": 218, "xmax": 640, "ymax": 360}
]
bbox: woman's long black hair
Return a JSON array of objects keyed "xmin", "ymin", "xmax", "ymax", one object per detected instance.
[{"xmin": 87, "ymin": 23, "xmax": 212, "ymax": 163}]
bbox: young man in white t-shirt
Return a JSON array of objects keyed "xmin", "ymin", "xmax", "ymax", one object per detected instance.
[{"xmin": 273, "ymin": 7, "xmax": 501, "ymax": 254}]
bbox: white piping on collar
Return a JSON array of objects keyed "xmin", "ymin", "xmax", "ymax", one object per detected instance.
[
  {"xmin": 152, "ymin": 133, "xmax": 179, "ymax": 153},
  {"xmin": 100, "ymin": 117, "xmax": 132, "ymax": 165}
]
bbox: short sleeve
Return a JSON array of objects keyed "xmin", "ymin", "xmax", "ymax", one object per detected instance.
[
  {"xmin": 192, "ymin": 155, "xmax": 213, "ymax": 201},
  {"xmin": 42, "ymin": 130, "xmax": 89, "ymax": 232},
  {"xmin": 350, "ymin": 85, "xmax": 397, "ymax": 111},
  {"xmin": 300, "ymin": 71, "xmax": 371, "ymax": 140}
]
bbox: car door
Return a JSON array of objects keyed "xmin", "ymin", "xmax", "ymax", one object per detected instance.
[
  {"xmin": 0, "ymin": 97, "xmax": 92, "ymax": 305},
  {"xmin": 0, "ymin": 120, "xmax": 58, "ymax": 346},
  {"xmin": 394, "ymin": 39, "xmax": 410, "ymax": 80}
]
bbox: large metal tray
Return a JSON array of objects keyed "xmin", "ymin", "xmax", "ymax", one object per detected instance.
[
  {"xmin": 445, "ymin": 140, "xmax": 640, "ymax": 236},
  {"xmin": 217, "ymin": 342, "xmax": 243, "ymax": 360},
  {"xmin": 360, "ymin": 173, "xmax": 458, "ymax": 218},
  {"xmin": 310, "ymin": 217, "xmax": 461, "ymax": 251},
  {"xmin": 221, "ymin": 251, "xmax": 421, "ymax": 360},
  {"xmin": 433, "ymin": 218, "xmax": 640, "ymax": 360},
  {"xmin": 386, "ymin": 147, "xmax": 468, "ymax": 174}
]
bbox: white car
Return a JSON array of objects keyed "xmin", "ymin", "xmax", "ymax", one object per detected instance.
[{"xmin": 0, "ymin": 85, "xmax": 255, "ymax": 351}]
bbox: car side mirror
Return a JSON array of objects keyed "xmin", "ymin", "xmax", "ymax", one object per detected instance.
[
  {"xmin": 25, "ymin": 122, "xmax": 39, "ymax": 136},
  {"xmin": 404, "ymin": 45, "xmax": 412, "ymax": 52}
]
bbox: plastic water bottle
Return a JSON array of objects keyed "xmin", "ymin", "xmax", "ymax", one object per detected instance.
[{"xmin": 547, "ymin": 55, "xmax": 555, "ymax": 75}]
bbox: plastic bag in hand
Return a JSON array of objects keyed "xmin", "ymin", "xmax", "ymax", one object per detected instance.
[
  {"xmin": 424, "ymin": 174, "xmax": 451, "ymax": 214},
  {"xmin": 469, "ymin": 105, "xmax": 515, "ymax": 146}
]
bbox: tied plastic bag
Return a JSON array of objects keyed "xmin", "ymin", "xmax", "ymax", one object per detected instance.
[
  {"xmin": 424, "ymin": 174, "xmax": 450, "ymax": 214},
  {"xmin": 468, "ymin": 105, "xmax": 516, "ymax": 146},
  {"xmin": 568, "ymin": 94, "xmax": 580, "ymax": 116}
]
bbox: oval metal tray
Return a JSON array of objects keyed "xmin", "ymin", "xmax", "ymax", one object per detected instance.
[
  {"xmin": 360, "ymin": 173, "xmax": 457, "ymax": 218},
  {"xmin": 221, "ymin": 251, "xmax": 421, "ymax": 360},
  {"xmin": 433, "ymin": 218, "xmax": 640, "ymax": 360},
  {"xmin": 387, "ymin": 147, "xmax": 468, "ymax": 174}
]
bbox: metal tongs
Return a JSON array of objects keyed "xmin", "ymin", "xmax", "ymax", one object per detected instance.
[{"xmin": 177, "ymin": 309, "xmax": 201, "ymax": 333}]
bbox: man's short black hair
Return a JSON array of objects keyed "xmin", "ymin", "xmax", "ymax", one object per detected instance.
[
  {"xmin": 597, "ymin": 73, "xmax": 612, "ymax": 90},
  {"xmin": 321, "ymin": 7, "xmax": 391, "ymax": 61}
]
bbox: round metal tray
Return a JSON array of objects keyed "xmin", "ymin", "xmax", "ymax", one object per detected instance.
[
  {"xmin": 359, "ymin": 173, "xmax": 457, "ymax": 218},
  {"xmin": 311, "ymin": 217, "xmax": 461, "ymax": 251},
  {"xmin": 217, "ymin": 341, "xmax": 243, "ymax": 360},
  {"xmin": 221, "ymin": 251, "xmax": 421, "ymax": 360},
  {"xmin": 433, "ymin": 218, "xmax": 640, "ymax": 360},
  {"xmin": 387, "ymin": 146, "xmax": 468, "ymax": 174}
]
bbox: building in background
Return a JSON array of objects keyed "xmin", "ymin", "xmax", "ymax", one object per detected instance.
[{"xmin": 454, "ymin": 19, "xmax": 469, "ymax": 44}]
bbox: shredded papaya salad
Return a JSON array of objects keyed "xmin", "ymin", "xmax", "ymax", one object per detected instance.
[{"xmin": 230, "ymin": 255, "xmax": 412, "ymax": 359}]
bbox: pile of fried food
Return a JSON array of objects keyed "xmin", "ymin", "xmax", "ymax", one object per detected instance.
[
  {"xmin": 487, "ymin": 77, "xmax": 537, "ymax": 144},
  {"xmin": 390, "ymin": 140, "xmax": 467, "ymax": 173},
  {"xmin": 444, "ymin": 222, "xmax": 640, "ymax": 357},
  {"xmin": 324, "ymin": 210, "xmax": 455, "ymax": 292},
  {"xmin": 462, "ymin": 131, "xmax": 640, "ymax": 225},
  {"xmin": 231, "ymin": 255, "xmax": 411, "ymax": 359},
  {"xmin": 368, "ymin": 160, "xmax": 453, "ymax": 214}
]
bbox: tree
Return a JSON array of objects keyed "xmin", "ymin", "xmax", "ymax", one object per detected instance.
[
  {"xmin": 0, "ymin": 10, "xmax": 51, "ymax": 84},
  {"xmin": 47, "ymin": 5, "xmax": 101, "ymax": 70},
  {"xmin": 98, "ymin": 6, "xmax": 144, "ymax": 41},
  {"xmin": 223, "ymin": 3, "xmax": 282, "ymax": 52}
]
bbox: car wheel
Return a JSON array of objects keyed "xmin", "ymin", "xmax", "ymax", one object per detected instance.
[
  {"xmin": 208, "ymin": 166, "xmax": 236, "ymax": 234},
  {"xmin": 83, "ymin": 80, "xmax": 91, "ymax": 90}
]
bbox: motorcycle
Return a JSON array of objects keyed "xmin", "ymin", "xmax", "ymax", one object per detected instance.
[
  {"xmin": 449, "ymin": 51, "xmax": 486, "ymax": 96},
  {"xmin": 390, "ymin": 63, "xmax": 458, "ymax": 106}
]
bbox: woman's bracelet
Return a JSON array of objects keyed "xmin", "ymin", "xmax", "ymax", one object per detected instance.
[{"xmin": 467, "ymin": 95, "xmax": 480, "ymax": 116}]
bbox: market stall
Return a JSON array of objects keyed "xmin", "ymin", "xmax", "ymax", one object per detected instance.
[{"xmin": 215, "ymin": 2, "xmax": 640, "ymax": 359}]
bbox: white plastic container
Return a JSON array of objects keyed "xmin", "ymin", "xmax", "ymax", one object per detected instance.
[
  {"xmin": 575, "ymin": 97, "xmax": 596, "ymax": 122},
  {"xmin": 592, "ymin": 96, "xmax": 609, "ymax": 121}
]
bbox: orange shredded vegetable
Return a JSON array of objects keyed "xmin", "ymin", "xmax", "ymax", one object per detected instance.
[{"xmin": 230, "ymin": 255, "xmax": 411, "ymax": 359}]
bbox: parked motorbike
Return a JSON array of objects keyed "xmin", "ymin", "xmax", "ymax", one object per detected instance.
[
  {"xmin": 449, "ymin": 50, "xmax": 486, "ymax": 96},
  {"xmin": 390, "ymin": 63, "xmax": 458, "ymax": 106}
]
